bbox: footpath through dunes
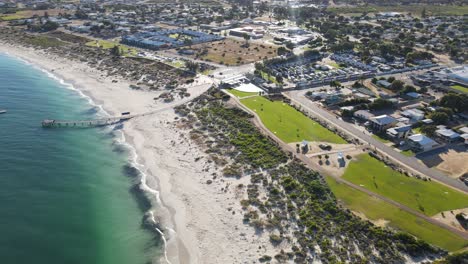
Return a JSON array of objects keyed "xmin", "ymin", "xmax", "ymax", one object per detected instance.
[{"xmin": 223, "ymin": 90, "xmax": 468, "ymax": 252}]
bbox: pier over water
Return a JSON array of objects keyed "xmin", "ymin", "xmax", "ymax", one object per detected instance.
[{"xmin": 42, "ymin": 113, "xmax": 133, "ymax": 128}]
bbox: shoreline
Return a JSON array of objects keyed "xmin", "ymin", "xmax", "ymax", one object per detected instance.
[
  {"xmin": 0, "ymin": 44, "xmax": 192, "ymax": 263},
  {"xmin": 0, "ymin": 43, "xmax": 275, "ymax": 263}
]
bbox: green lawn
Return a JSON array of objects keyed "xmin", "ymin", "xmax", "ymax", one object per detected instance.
[
  {"xmin": 227, "ymin": 89, "xmax": 258, "ymax": 98},
  {"xmin": 372, "ymin": 134, "xmax": 391, "ymax": 143},
  {"xmin": 240, "ymin": 96, "xmax": 347, "ymax": 144},
  {"xmin": 401, "ymin": 149, "xmax": 415, "ymax": 157},
  {"xmin": 451, "ymin": 85, "xmax": 468, "ymax": 94},
  {"xmin": 327, "ymin": 61, "xmax": 343, "ymax": 69},
  {"xmin": 326, "ymin": 177, "xmax": 468, "ymax": 252},
  {"xmin": 85, "ymin": 40, "xmax": 137, "ymax": 57},
  {"xmin": 342, "ymin": 154, "xmax": 468, "ymax": 216}
]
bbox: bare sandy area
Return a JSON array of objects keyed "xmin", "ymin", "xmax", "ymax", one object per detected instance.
[
  {"xmin": 0, "ymin": 43, "xmax": 275, "ymax": 263},
  {"xmin": 434, "ymin": 149, "xmax": 468, "ymax": 179},
  {"xmin": 432, "ymin": 208, "xmax": 468, "ymax": 233}
]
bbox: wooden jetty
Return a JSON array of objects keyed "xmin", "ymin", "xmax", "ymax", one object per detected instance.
[{"xmin": 42, "ymin": 113, "xmax": 133, "ymax": 128}]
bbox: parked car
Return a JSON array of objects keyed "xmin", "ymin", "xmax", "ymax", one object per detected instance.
[{"xmin": 319, "ymin": 144, "xmax": 332, "ymax": 151}]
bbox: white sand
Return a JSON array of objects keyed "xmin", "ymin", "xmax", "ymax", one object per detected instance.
[{"xmin": 0, "ymin": 43, "xmax": 276, "ymax": 263}]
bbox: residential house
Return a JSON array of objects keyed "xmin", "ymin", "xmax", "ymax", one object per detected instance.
[
  {"xmin": 401, "ymin": 108, "xmax": 425, "ymax": 122},
  {"xmin": 435, "ymin": 128, "xmax": 460, "ymax": 143},
  {"xmin": 369, "ymin": 115, "xmax": 397, "ymax": 132},
  {"xmin": 386, "ymin": 125, "xmax": 412, "ymax": 140},
  {"xmin": 377, "ymin": 80, "xmax": 392, "ymax": 89},
  {"xmin": 407, "ymin": 134, "xmax": 438, "ymax": 152},
  {"xmin": 354, "ymin": 110, "xmax": 374, "ymax": 121}
]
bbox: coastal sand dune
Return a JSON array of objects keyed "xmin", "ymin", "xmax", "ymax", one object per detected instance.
[{"xmin": 0, "ymin": 44, "xmax": 276, "ymax": 263}]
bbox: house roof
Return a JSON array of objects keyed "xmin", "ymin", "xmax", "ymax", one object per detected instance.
[
  {"xmin": 436, "ymin": 128, "xmax": 460, "ymax": 139},
  {"xmin": 408, "ymin": 134, "xmax": 437, "ymax": 146},
  {"xmin": 354, "ymin": 110, "xmax": 375, "ymax": 119},
  {"xmin": 371, "ymin": 115, "xmax": 397, "ymax": 125},
  {"xmin": 458, "ymin": 127, "xmax": 468, "ymax": 134}
]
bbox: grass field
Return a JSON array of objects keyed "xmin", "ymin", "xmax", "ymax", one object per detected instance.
[
  {"xmin": 451, "ymin": 85, "xmax": 468, "ymax": 94},
  {"xmin": 240, "ymin": 96, "xmax": 347, "ymax": 144},
  {"xmin": 0, "ymin": 9, "xmax": 70, "ymax": 21},
  {"xmin": 342, "ymin": 154, "xmax": 468, "ymax": 216},
  {"xmin": 327, "ymin": 5, "xmax": 468, "ymax": 16},
  {"xmin": 85, "ymin": 40, "xmax": 137, "ymax": 57},
  {"xmin": 227, "ymin": 89, "xmax": 258, "ymax": 98},
  {"xmin": 24, "ymin": 35, "xmax": 68, "ymax": 48},
  {"xmin": 326, "ymin": 177, "xmax": 468, "ymax": 252}
]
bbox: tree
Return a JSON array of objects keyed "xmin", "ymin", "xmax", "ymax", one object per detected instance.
[
  {"xmin": 429, "ymin": 112, "xmax": 449, "ymax": 125},
  {"xmin": 329, "ymin": 80, "xmax": 341, "ymax": 89},
  {"xmin": 420, "ymin": 125, "xmax": 436, "ymax": 137},
  {"xmin": 186, "ymin": 61, "xmax": 199, "ymax": 73},
  {"xmin": 44, "ymin": 11, "xmax": 49, "ymax": 19},
  {"xmin": 390, "ymin": 80, "xmax": 405, "ymax": 91},
  {"xmin": 41, "ymin": 21, "xmax": 59, "ymax": 32},
  {"xmin": 276, "ymin": 75, "xmax": 283, "ymax": 84},
  {"xmin": 110, "ymin": 45, "xmax": 121, "ymax": 57},
  {"xmin": 421, "ymin": 8, "xmax": 427, "ymax": 18},
  {"xmin": 242, "ymin": 33, "xmax": 250, "ymax": 46},
  {"xmin": 439, "ymin": 93, "xmax": 468, "ymax": 113},
  {"xmin": 183, "ymin": 38, "xmax": 193, "ymax": 48},
  {"xmin": 277, "ymin": 46, "xmax": 288, "ymax": 56}
]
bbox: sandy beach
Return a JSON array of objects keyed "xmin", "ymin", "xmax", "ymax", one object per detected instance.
[{"xmin": 0, "ymin": 43, "xmax": 277, "ymax": 263}]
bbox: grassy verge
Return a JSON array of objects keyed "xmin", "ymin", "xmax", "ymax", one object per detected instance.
[
  {"xmin": 326, "ymin": 176, "xmax": 468, "ymax": 252},
  {"xmin": 226, "ymin": 89, "xmax": 258, "ymax": 98},
  {"xmin": 372, "ymin": 134, "xmax": 391, "ymax": 143},
  {"xmin": 451, "ymin": 85, "xmax": 468, "ymax": 94},
  {"xmin": 342, "ymin": 154, "xmax": 468, "ymax": 216},
  {"xmin": 240, "ymin": 96, "xmax": 347, "ymax": 144},
  {"xmin": 327, "ymin": 5, "xmax": 468, "ymax": 16},
  {"xmin": 85, "ymin": 40, "xmax": 137, "ymax": 57},
  {"xmin": 401, "ymin": 149, "xmax": 415, "ymax": 157}
]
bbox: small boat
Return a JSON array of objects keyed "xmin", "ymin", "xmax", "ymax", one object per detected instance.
[{"xmin": 0, "ymin": 109, "xmax": 6, "ymax": 114}]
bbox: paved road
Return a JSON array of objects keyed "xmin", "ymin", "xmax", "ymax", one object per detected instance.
[
  {"xmin": 223, "ymin": 90, "xmax": 468, "ymax": 240},
  {"xmin": 284, "ymin": 90, "xmax": 468, "ymax": 193}
]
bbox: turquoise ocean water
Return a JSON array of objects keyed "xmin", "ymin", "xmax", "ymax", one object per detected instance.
[{"xmin": 0, "ymin": 53, "xmax": 160, "ymax": 264}]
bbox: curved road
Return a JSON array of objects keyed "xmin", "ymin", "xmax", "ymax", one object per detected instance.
[
  {"xmin": 284, "ymin": 90, "xmax": 468, "ymax": 193},
  {"xmin": 223, "ymin": 90, "xmax": 468, "ymax": 240}
]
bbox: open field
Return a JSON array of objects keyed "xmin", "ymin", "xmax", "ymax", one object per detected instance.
[
  {"xmin": 327, "ymin": 5, "xmax": 468, "ymax": 16},
  {"xmin": 259, "ymin": 70, "xmax": 279, "ymax": 84},
  {"xmin": 85, "ymin": 40, "xmax": 137, "ymax": 57},
  {"xmin": 0, "ymin": 9, "xmax": 69, "ymax": 21},
  {"xmin": 342, "ymin": 154, "xmax": 468, "ymax": 216},
  {"xmin": 226, "ymin": 89, "xmax": 258, "ymax": 98},
  {"xmin": 451, "ymin": 85, "xmax": 468, "ymax": 94},
  {"xmin": 240, "ymin": 96, "xmax": 347, "ymax": 144},
  {"xmin": 191, "ymin": 39, "xmax": 277, "ymax": 66},
  {"xmin": 326, "ymin": 177, "xmax": 468, "ymax": 252}
]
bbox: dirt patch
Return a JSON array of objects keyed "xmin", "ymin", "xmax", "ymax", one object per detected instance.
[
  {"xmin": 435, "ymin": 149, "xmax": 468, "ymax": 178},
  {"xmin": 189, "ymin": 38, "xmax": 277, "ymax": 66},
  {"xmin": 352, "ymin": 211, "xmax": 389, "ymax": 227},
  {"xmin": 432, "ymin": 208, "xmax": 468, "ymax": 233},
  {"xmin": 291, "ymin": 141, "xmax": 364, "ymax": 177}
]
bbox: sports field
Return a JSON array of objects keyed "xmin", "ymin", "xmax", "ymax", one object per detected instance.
[
  {"xmin": 342, "ymin": 154, "xmax": 468, "ymax": 216},
  {"xmin": 451, "ymin": 85, "xmax": 468, "ymax": 94},
  {"xmin": 326, "ymin": 177, "xmax": 468, "ymax": 252},
  {"xmin": 240, "ymin": 96, "xmax": 347, "ymax": 144}
]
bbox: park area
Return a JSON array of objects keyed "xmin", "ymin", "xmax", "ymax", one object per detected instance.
[
  {"xmin": 451, "ymin": 85, "xmax": 468, "ymax": 94},
  {"xmin": 240, "ymin": 96, "xmax": 347, "ymax": 144},
  {"xmin": 341, "ymin": 154, "xmax": 468, "ymax": 216},
  {"xmin": 326, "ymin": 177, "xmax": 468, "ymax": 251},
  {"xmin": 86, "ymin": 40, "xmax": 137, "ymax": 57},
  {"xmin": 190, "ymin": 39, "xmax": 278, "ymax": 66},
  {"xmin": 0, "ymin": 9, "xmax": 69, "ymax": 21}
]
